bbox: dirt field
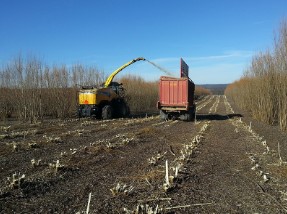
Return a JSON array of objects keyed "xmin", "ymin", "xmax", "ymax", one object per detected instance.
[{"xmin": 1, "ymin": 95, "xmax": 287, "ymax": 213}]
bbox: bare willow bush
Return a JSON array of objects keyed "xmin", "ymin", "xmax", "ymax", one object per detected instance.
[
  {"xmin": 119, "ymin": 75, "xmax": 158, "ymax": 114},
  {"xmin": 195, "ymin": 86, "xmax": 212, "ymax": 98},
  {"xmin": 0, "ymin": 56, "xmax": 44, "ymax": 122},
  {"xmin": 0, "ymin": 56, "xmax": 105, "ymax": 122},
  {"xmin": 0, "ymin": 56, "xmax": 211, "ymax": 121},
  {"xmin": 0, "ymin": 57, "xmax": 159, "ymax": 120},
  {"xmin": 120, "ymin": 75, "xmax": 212, "ymax": 114},
  {"xmin": 225, "ymin": 20, "xmax": 287, "ymax": 131}
]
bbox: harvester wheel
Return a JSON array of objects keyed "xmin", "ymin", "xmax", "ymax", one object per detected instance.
[
  {"xmin": 102, "ymin": 105, "xmax": 113, "ymax": 120},
  {"xmin": 119, "ymin": 102, "xmax": 129, "ymax": 117},
  {"xmin": 125, "ymin": 106, "xmax": 130, "ymax": 116}
]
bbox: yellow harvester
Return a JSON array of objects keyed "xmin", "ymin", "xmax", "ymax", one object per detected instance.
[{"xmin": 78, "ymin": 57, "xmax": 145, "ymax": 119}]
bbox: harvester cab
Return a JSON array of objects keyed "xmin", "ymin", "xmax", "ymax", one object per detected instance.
[{"xmin": 78, "ymin": 57, "xmax": 145, "ymax": 119}]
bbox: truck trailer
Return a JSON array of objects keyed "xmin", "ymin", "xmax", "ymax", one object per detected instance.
[{"xmin": 157, "ymin": 59, "xmax": 196, "ymax": 121}]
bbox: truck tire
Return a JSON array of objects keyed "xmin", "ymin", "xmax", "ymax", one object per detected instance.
[
  {"xmin": 180, "ymin": 112, "xmax": 191, "ymax": 121},
  {"xmin": 192, "ymin": 110, "xmax": 196, "ymax": 121},
  {"xmin": 191, "ymin": 106, "xmax": 196, "ymax": 121},
  {"xmin": 102, "ymin": 105, "xmax": 113, "ymax": 120},
  {"xmin": 160, "ymin": 110, "xmax": 168, "ymax": 120}
]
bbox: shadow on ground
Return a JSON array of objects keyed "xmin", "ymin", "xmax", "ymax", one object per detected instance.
[{"xmin": 196, "ymin": 113, "xmax": 243, "ymax": 121}]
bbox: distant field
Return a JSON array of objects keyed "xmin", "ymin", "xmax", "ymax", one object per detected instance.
[{"xmin": 198, "ymin": 84, "xmax": 228, "ymax": 95}]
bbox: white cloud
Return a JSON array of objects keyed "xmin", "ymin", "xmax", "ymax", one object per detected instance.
[{"xmin": 150, "ymin": 50, "xmax": 253, "ymax": 63}]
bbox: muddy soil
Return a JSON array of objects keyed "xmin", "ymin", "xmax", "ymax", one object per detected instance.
[{"xmin": 1, "ymin": 95, "xmax": 287, "ymax": 213}]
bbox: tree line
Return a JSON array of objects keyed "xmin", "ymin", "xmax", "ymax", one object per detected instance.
[
  {"xmin": 0, "ymin": 56, "xmax": 105, "ymax": 122},
  {"xmin": 0, "ymin": 56, "xmax": 211, "ymax": 122},
  {"xmin": 225, "ymin": 20, "xmax": 287, "ymax": 131}
]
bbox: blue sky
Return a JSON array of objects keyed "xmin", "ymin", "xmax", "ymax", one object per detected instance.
[{"xmin": 1, "ymin": 0, "xmax": 287, "ymax": 84}]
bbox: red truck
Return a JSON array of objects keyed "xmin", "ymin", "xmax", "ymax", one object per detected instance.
[{"xmin": 157, "ymin": 59, "xmax": 196, "ymax": 121}]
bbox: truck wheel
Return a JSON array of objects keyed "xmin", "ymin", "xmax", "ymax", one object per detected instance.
[
  {"xmin": 192, "ymin": 110, "xmax": 196, "ymax": 121},
  {"xmin": 102, "ymin": 105, "xmax": 113, "ymax": 120},
  {"xmin": 160, "ymin": 110, "xmax": 168, "ymax": 120},
  {"xmin": 191, "ymin": 106, "xmax": 196, "ymax": 121},
  {"xmin": 180, "ymin": 113, "xmax": 190, "ymax": 121},
  {"xmin": 180, "ymin": 111, "xmax": 192, "ymax": 121}
]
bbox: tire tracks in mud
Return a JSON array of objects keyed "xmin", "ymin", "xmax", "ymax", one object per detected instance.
[
  {"xmin": 224, "ymin": 96, "xmax": 287, "ymax": 213},
  {"xmin": 0, "ymin": 113, "xmax": 206, "ymax": 213},
  {"xmin": 2, "ymin": 95, "xmax": 287, "ymax": 213},
  {"xmin": 0, "ymin": 117, "xmax": 159, "ymax": 177},
  {"xmin": 110, "ymin": 97, "xmax": 218, "ymax": 213},
  {"xmin": 0, "ymin": 117, "xmax": 163, "ymax": 210},
  {"xmin": 0, "ymin": 97, "xmax": 218, "ymax": 213},
  {"xmin": 166, "ymin": 96, "xmax": 287, "ymax": 213}
]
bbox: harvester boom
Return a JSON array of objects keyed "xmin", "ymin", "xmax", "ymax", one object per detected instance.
[{"xmin": 104, "ymin": 57, "xmax": 145, "ymax": 87}]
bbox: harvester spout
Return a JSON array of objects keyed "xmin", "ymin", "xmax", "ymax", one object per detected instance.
[{"xmin": 103, "ymin": 57, "xmax": 146, "ymax": 88}]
